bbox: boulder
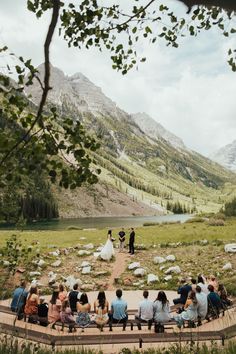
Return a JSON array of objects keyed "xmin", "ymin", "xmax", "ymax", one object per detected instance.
[
  {"xmin": 3, "ymin": 260, "xmax": 10, "ymax": 266},
  {"xmin": 51, "ymin": 260, "xmax": 62, "ymax": 267},
  {"xmin": 37, "ymin": 259, "xmax": 46, "ymax": 267},
  {"xmin": 166, "ymin": 255, "xmax": 176, "ymax": 262},
  {"xmin": 48, "ymin": 271, "xmax": 57, "ymax": 285},
  {"xmin": 222, "ymin": 262, "xmax": 232, "ymax": 271},
  {"xmin": 65, "ymin": 275, "xmax": 82, "ymax": 290},
  {"xmin": 49, "ymin": 250, "xmax": 60, "ymax": 257},
  {"xmin": 93, "ymin": 252, "xmax": 101, "ymax": 258},
  {"xmin": 82, "ymin": 266, "xmax": 91, "ymax": 274},
  {"xmin": 153, "ymin": 256, "xmax": 166, "ymax": 264},
  {"xmin": 165, "ymin": 266, "xmax": 181, "ymax": 274},
  {"xmin": 78, "ymin": 250, "xmax": 91, "ymax": 256},
  {"xmin": 134, "ymin": 268, "xmax": 146, "ymax": 277},
  {"xmin": 128, "ymin": 262, "xmax": 140, "ymax": 270},
  {"xmin": 147, "ymin": 274, "xmax": 159, "ymax": 284},
  {"xmin": 224, "ymin": 244, "xmax": 236, "ymax": 253},
  {"xmin": 83, "ymin": 243, "xmax": 94, "ymax": 250},
  {"xmin": 81, "ymin": 261, "xmax": 90, "ymax": 267}
]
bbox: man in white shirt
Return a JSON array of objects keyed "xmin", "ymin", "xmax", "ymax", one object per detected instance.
[
  {"xmin": 135, "ymin": 290, "xmax": 153, "ymax": 330},
  {"xmin": 196, "ymin": 285, "xmax": 208, "ymax": 324}
]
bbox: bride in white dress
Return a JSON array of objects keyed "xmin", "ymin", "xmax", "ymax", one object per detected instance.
[{"xmin": 99, "ymin": 230, "xmax": 115, "ymax": 261}]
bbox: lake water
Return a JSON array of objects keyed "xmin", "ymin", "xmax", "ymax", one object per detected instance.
[{"xmin": 0, "ymin": 214, "xmax": 191, "ymax": 230}]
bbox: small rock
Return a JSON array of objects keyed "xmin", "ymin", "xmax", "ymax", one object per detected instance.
[
  {"xmin": 16, "ymin": 267, "xmax": 26, "ymax": 273},
  {"xmin": 128, "ymin": 262, "xmax": 140, "ymax": 270},
  {"xmin": 96, "ymin": 246, "xmax": 103, "ymax": 252},
  {"xmin": 51, "ymin": 260, "xmax": 62, "ymax": 267},
  {"xmin": 123, "ymin": 277, "xmax": 133, "ymax": 286},
  {"xmin": 153, "ymin": 256, "xmax": 166, "ymax": 264},
  {"xmin": 82, "ymin": 266, "xmax": 91, "ymax": 274},
  {"xmin": 29, "ymin": 271, "xmax": 41, "ymax": 277},
  {"xmin": 164, "ymin": 275, "xmax": 172, "ymax": 281},
  {"xmin": 200, "ymin": 239, "xmax": 208, "ymax": 245},
  {"xmin": 147, "ymin": 274, "xmax": 159, "ymax": 284},
  {"xmin": 222, "ymin": 262, "xmax": 232, "ymax": 271},
  {"xmin": 166, "ymin": 255, "xmax": 176, "ymax": 262},
  {"xmin": 165, "ymin": 266, "xmax": 181, "ymax": 274},
  {"xmin": 134, "ymin": 268, "xmax": 146, "ymax": 277},
  {"xmin": 159, "ymin": 266, "xmax": 166, "ymax": 271},
  {"xmin": 225, "ymin": 244, "xmax": 236, "ymax": 253}
]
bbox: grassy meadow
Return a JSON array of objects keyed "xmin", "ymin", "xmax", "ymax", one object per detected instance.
[{"xmin": 0, "ymin": 217, "xmax": 236, "ymax": 297}]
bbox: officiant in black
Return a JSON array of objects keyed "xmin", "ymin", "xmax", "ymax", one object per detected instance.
[{"xmin": 128, "ymin": 228, "xmax": 135, "ymax": 255}]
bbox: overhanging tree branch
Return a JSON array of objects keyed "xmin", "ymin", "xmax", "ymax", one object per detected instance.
[{"xmin": 0, "ymin": 0, "xmax": 60, "ymax": 167}]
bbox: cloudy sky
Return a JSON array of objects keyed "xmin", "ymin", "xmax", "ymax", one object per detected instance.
[{"xmin": 0, "ymin": 0, "xmax": 236, "ymax": 156}]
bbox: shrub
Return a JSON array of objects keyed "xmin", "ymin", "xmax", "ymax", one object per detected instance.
[
  {"xmin": 208, "ymin": 219, "xmax": 225, "ymax": 226},
  {"xmin": 223, "ymin": 197, "xmax": 236, "ymax": 217},
  {"xmin": 185, "ymin": 217, "xmax": 205, "ymax": 223}
]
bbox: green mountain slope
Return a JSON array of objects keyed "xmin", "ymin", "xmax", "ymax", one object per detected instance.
[{"xmin": 24, "ymin": 65, "xmax": 236, "ymax": 216}]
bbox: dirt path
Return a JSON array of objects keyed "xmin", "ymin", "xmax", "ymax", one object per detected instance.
[{"xmin": 107, "ymin": 252, "xmax": 130, "ymax": 290}]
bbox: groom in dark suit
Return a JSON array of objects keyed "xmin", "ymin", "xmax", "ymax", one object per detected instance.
[{"xmin": 128, "ymin": 228, "xmax": 135, "ymax": 255}]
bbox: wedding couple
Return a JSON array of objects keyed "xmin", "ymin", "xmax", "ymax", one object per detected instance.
[{"xmin": 99, "ymin": 228, "xmax": 135, "ymax": 261}]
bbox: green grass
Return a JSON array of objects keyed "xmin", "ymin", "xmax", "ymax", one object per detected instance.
[
  {"xmin": 1, "ymin": 217, "xmax": 236, "ymax": 248},
  {"xmin": 1, "ymin": 340, "xmax": 236, "ymax": 354}
]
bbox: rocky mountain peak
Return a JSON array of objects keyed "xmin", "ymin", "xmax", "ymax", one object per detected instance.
[
  {"xmin": 210, "ymin": 140, "xmax": 236, "ymax": 171},
  {"xmin": 131, "ymin": 112, "xmax": 186, "ymax": 150}
]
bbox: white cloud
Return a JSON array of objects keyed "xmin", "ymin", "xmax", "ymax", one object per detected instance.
[{"xmin": 0, "ymin": 0, "xmax": 236, "ymax": 156}]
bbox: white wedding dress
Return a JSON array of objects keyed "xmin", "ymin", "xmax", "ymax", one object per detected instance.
[{"xmin": 100, "ymin": 236, "xmax": 115, "ymax": 261}]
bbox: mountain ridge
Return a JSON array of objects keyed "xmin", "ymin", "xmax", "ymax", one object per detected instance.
[
  {"xmin": 24, "ymin": 64, "xmax": 236, "ymax": 217},
  {"xmin": 210, "ymin": 140, "xmax": 236, "ymax": 172}
]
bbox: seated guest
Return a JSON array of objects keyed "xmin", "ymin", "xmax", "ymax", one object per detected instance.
[
  {"xmin": 24, "ymin": 284, "xmax": 39, "ymax": 323},
  {"xmin": 208, "ymin": 275, "xmax": 218, "ymax": 291},
  {"xmin": 174, "ymin": 291, "xmax": 198, "ymax": 328},
  {"xmin": 218, "ymin": 284, "xmax": 232, "ymax": 307},
  {"xmin": 38, "ymin": 297, "xmax": 48, "ymax": 326},
  {"xmin": 173, "ymin": 279, "xmax": 192, "ymax": 305},
  {"xmin": 195, "ymin": 286, "xmax": 208, "ymax": 322},
  {"xmin": 58, "ymin": 284, "xmax": 67, "ymax": 302},
  {"xmin": 135, "ymin": 290, "xmax": 153, "ymax": 330},
  {"xmin": 191, "ymin": 278, "xmax": 197, "ymax": 292},
  {"xmin": 60, "ymin": 299, "xmax": 75, "ymax": 331},
  {"xmin": 11, "ymin": 280, "xmax": 28, "ymax": 320},
  {"xmin": 76, "ymin": 293, "xmax": 91, "ymax": 329},
  {"xmin": 94, "ymin": 291, "xmax": 109, "ymax": 331},
  {"xmin": 207, "ymin": 284, "xmax": 222, "ymax": 318},
  {"xmin": 197, "ymin": 275, "xmax": 209, "ymax": 294},
  {"xmin": 68, "ymin": 283, "xmax": 81, "ymax": 314},
  {"xmin": 48, "ymin": 286, "xmax": 62, "ymax": 324},
  {"xmin": 109, "ymin": 289, "xmax": 128, "ymax": 330},
  {"xmin": 153, "ymin": 291, "xmax": 171, "ymax": 332}
]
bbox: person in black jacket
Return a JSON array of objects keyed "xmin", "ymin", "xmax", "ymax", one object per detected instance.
[
  {"xmin": 69, "ymin": 283, "xmax": 81, "ymax": 314},
  {"xmin": 128, "ymin": 228, "xmax": 135, "ymax": 255}
]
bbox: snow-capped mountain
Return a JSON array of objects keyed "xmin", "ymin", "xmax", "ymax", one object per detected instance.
[{"xmin": 210, "ymin": 140, "xmax": 236, "ymax": 171}]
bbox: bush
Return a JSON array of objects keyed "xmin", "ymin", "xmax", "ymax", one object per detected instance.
[
  {"xmin": 208, "ymin": 218, "xmax": 225, "ymax": 226},
  {"xmin": 143, "ymin": 222, "xmax": 160, "ymax": 226},
  {"xmin": 223, "ymin": 197, "xmax": 236, "ymax": 217},
  {"xmin": 185, "ymin": 217, "xmax": 205, "ymax": 223}
]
